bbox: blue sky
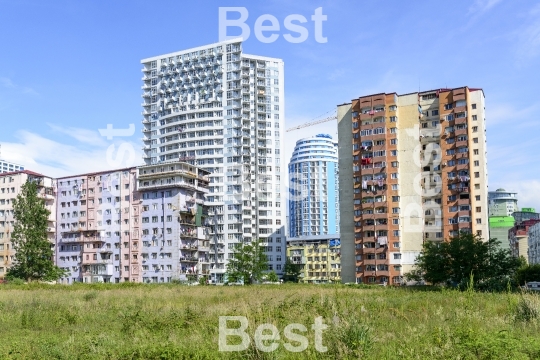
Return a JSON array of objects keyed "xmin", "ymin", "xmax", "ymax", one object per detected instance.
[{"xmin": 0, "ymin": 0, "xmax": 539, "ymax": 209}]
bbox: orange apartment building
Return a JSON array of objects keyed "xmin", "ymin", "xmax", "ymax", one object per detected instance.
[{"xmin": 338, "ymin": 87, "xmax": 489, "ymax": 284}]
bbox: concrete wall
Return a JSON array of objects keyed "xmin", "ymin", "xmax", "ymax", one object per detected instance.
[
  {"xmin": 468, "ymin": 90, "xmax": 489, "ymax": 238},
  {"xmin": 337, "ymin": 103, "xmax": 355, "ymax": 283},
  {"xmin": 397, "ymin": 94, "xmax": 424, "ymax": 275}
]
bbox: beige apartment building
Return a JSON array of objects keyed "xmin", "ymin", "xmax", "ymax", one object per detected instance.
[
  {"xmin": 0, "ymin": 170, "xmax": 56, "ymax": 279},
  {"xmin": 338, "ymin": 87, "xmax": 489, "ymax": 284}
]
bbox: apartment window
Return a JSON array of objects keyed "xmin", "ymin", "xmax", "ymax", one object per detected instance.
[
  {"xmin": 473, "ymin": 149, "xmax": 479, "ymax": 155},
  {"xmin": 476, "ymin": 218, "xmax": 482, "ymax": 224},
  {"xmin": 393, "ymin": 253, "xmax": 402, "ymax": 260},
  {"xmin": 476, "ymin": 207, "xmax": 481, "ymax": 212},
  {"xmin": 391, "ymin": 173, "xmax": 399, "ymax": 179},
  {"xmin": 390, "ymin": 138, "xmax": 398, "ymax": 145},
  {"xmin": 475, "ymin": 184, "xmax": 480, "ymax": 190},
  {"xmin": 474, "ymin": 172, "xmax": 480, "ymax": 178},
  {"xmin": 472, "ymin": 115, "xmax": 478, "ymax": 120},
  {"xmin": 392, "ymin": 196, "xmax": 400, "ymax": 202},
  {"xmin": 390, "ymin": 127, "xmax": 397, "ymax": 134},
  {"xmin": 473, "ymin": 138, "xmax": 479, "ymax": 144},
  {"xmin": 432, "ymin": 110, "xmax": 439, "ymax": 116},
  {"xmin": 391, "ymin": 184, "xmax": 399, "ymax": 190},
  {"xmin": 392, "ymin": 207, "xmax": 400, "ymax": 214},
  {"xmin": 472, "ymin": 126, "xmax": 478, "ymax": 132},
  {"xmin": 391, "ymin": 161, "xmax": 399, "ymax": 168},
  {"xmin": 475, "ymin": 195, "xmax": 480, "ymax": 201},
  {"xmin": 471, "ymin": 104, "xmax": 477, "ymax": 109},
  {"xmin": 474, "ymin": 160, "xmax": 479, "ymax": 166}
]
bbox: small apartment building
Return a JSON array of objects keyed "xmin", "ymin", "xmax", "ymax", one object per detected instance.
[
  {"xmin": 56, "ymin": 168, "xmax": 141, "ymax": 284},
  {"xmin": 0, "ymin": 170, "xmax": 56, "ymax": 279},
  {"xmin": 137, "ymin": 162, "xmax": 210, "ymax": 283},
  {"xmin": 287, "ymin": 235, "xmax": 341, "ymax": 283},
  {"xmin": 338, "ymin": 87, "xmax": 489, "ymax": 284},
  {"xmin": 509, "ymin": 219, "xmax": 540, "ymax": 262},
  {"xmin": 528, "ymin": 223, "xmax": 540, "ymax": 265}
]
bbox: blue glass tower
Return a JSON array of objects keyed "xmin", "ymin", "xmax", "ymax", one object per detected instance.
[{"xmin": 288, "ymin": 134, "xmax": 339, "ymax": 237}]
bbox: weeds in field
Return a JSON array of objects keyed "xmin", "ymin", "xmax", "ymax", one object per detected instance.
[{"xmin": 0, "ymin": 284, "xmax": 540, "ymax": 359}]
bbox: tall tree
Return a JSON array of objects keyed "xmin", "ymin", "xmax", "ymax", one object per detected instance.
[
  {"xmin": 226, "ymin": 239, "xmax": 268, "ymax": 284},
  {"xmin": 283, "ymin": 257, "xmax": 302, "ymax": 283},
  {"xmin": 406, "ymin": 233, "xmax": 522, "ymax": 288},
  {"xmin": 7, "ymin": 180, "xmax": 65, "ymax": 282}
]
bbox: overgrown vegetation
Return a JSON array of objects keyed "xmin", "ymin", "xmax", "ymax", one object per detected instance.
[
  {"xmin": 516, "ymin": 264, "xmax": 540, "ymax": 286},
  {"xmin": 0, "ymin": 283, "xmax": 539, "ymax": 359},
  {"xmin": 406, "ymin": 233, "xmax": 524, "ymax": 291}
]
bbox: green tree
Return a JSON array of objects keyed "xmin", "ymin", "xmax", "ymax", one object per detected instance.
[
  {"xmin": 6, "ymin": 180, "xmax": 65, "ymax": 282},
  {"xmin": 283, "ymin": 257, "xmax": 302, "ymax": 283},
  {"xmin": 265, "ymin": 271, "xmax": 279, "ymax": 283},
  {"xmin": 515, "ymin": 264, "xmax": 540, "ymax": 286},
  {"xmin": 226, "ymin": 239, "xmax": 268, "ymax": 284},
  {"xmin": 405, "ymin": 233, "xmax": 522, "ymax": 289}
]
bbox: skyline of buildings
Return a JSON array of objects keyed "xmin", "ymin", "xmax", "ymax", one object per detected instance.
[
  {"xmin": 338, "ymin": 87, "xmax": 489, "ymax": 285},
  {"xmin": 1, "ymin": 37, "xmax": 538, "ymax": 284},
  {"xmin": 140, "ymin": 39, "xmax": 287, "ymax": 281}
]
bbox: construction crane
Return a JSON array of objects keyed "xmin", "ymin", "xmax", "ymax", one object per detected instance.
[{"xmin": 285, "ymin": 113, "xmax": 337, "ymax": 132}]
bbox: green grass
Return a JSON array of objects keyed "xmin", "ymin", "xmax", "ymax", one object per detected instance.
[{"xmin": 0, "ymin": 283, "xmax": 539, "ymax": 359}]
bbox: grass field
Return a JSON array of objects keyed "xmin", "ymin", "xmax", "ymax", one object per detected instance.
[{"xmin": 0, "ymin": 283, "xmax": 539, "ymax": 359}]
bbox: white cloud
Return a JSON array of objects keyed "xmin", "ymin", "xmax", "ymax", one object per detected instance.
[
  {"xmin": 47, "ymin": 123, "xmax": 108, "ymax": 147},
  {"xmin": 1, "ymin": 129, "xmax": 142, "ymax": 178},
  {"xmin": 468, "ymin": 0, "xmax": 503, "ymax": 15},
  {"xmin": 488, "ymin": 102, "xmax": 540, "ymax": 126},
  {"xmin": 0, "ymin": 77, "xmax": 15, "ymax": 88},
  {"xmin": 0, "ymin": 76, "xmax": 38, "ymax": 96},
  {"xmin": 514, "ymin": 4, "xmax": 540, "ymax": 62}
]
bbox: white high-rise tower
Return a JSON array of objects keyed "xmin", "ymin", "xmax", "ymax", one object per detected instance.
[{"xmin": 140, "ymin": 38, "xmax": 286, "ymax": 282}]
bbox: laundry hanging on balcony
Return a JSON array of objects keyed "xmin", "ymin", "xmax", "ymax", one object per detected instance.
[
  {"xmin": 362, "ymin": 180, "xmax": 367, "ymax": 189},
  {"xmin": 361, "ymin": 158, "xmax": 372, "ymax": 165}
]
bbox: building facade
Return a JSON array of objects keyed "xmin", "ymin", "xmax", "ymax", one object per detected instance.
[
  {"xmin": 140, "ymin": 39, "xmax": 286, "ymax": 282},
  {"xmin": 55, "ymin": 168, "xmax": 141, "ymax": 284},
  {"xmin": 0, "ymin": 160, "xmax": 24, "ymax": 174},
  {"xmin": 0, "ymin": 171, "xmax": 55, "ymax": 280},
  {"xmin": 137, "ymin": 162, "xmax": 210, "ymax": 283},
  {"xmin": 287, "ymin": 235, "xmax": 341, "ymax": 283},
  {"xmin": 528, "ymin": 222, "xmax": 540, "ymax": 265},
  {"xmin": 338, "ymin": 87, "xmax": 489, "ymax": 284},
  {"xmin": 488, "ymin": 189, "xmax": 518, "ymax": 216},
  {"xmin": 509, "ymin": 219, "xmax": 540, "ymax": 262},
  {"xmin": 488, "ymin": 188, "xmax": 518, "ymax": 249},
  {"xmin": 288, "ymin": 134, "xmax": 339, "ymax": 238}
]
